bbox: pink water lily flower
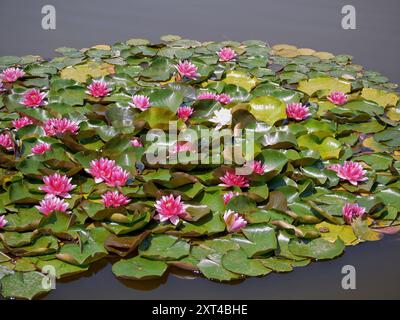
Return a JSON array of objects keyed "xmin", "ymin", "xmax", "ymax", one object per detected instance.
[
  {"xmin": 85, "ymin": 158, "xmax": 117, "ymax": 183},
  {"xmin": 43, "ymin": 118, "xmax": 79, "ymax": 136},
  {"xmin": 39, "ymin": 173, "xmax": 76, "ymax": 198},
  {"xmin": 327, "ymin": 91, "xmax": 347, "ymax": 105},
  {"xmin": 12, "ymin": 116, "xmax": 34, "ymax": 129},
  {"xmin": 217, "ymin": 47, "xmax": 237, "ymax": 62},
  {"xmin": 154, "ymin": 195, "xmax": 189, "ymax": 225},
  {"xmin": 35, "ymin": 194, "xmax": 69, "ymax": 216},
  {"xmin": 342, "ymin": 203, "xmax": 366, "ymax": 225},
  {"xmin": 0, "ymin": 133, "xmax": 14, "ymax": 151},
  {"xmin": 176, "ymin": 60, "xmax": 199, "ymax": 79},
  {"xmin": 286, "ymin": 103, "xmax": 310, "ymax": 121},
  {"xmin": 223, "ymin": 210, "xmax": 247, "ymax": 232},
  {"xmin": 0, "ymin": 215, "xmax": 8, "ymax": 228},
  {"xmin": 131, "ymin": 137, "xmax": 143, "ymax": 147},
  {"xmin": 104, "ymin": 166, "xmax": 130, "ymax": 187},
  {"xmin": 177, "ymin": 106, "xmax": 194, "ymax": 121},
  {"xmin": 102, "ymin": 191, "xmax": 131, "ymax": 208},
  {"xmin": 86, "ymin": 80, "xmax": 111, "ymax": 98},
  {"xmin": 129, "ymin": 95, "xmax": 150, "ymax": 111},
  {"xmin": 198, "ymin": 92, "xmax": 218, "ymax": 101},
  {"xmin": 0, "ymin": 67, "xmax": 25, "ymax": 82},
  {"xmin": 21, "ymin": 89, "xmax": 47, "ymax": 108},
  {"xmin": 216, "ymin": 93, "xmax": 232, "ymax": 105},
  {"xmin": 220, "ymin": 171, "xmax": 250, "ymax": 188},
  {"xmin": 223, "ymin": 191, "xmax": 240, "ymax": 205},
  {"xmin": 245, "ymin": 160, "xmax": 268, "ymax": 175},
  {"xmin": 31, "ymin": 142, "xmax": 51, "ymax": 155},
  {"xmin": 329, "ymin": 161, "xmax": 368, "ymax": 185}
]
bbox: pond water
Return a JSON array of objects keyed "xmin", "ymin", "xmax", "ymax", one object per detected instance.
[{"xmin": 0, "ymin": 0, "xmax": 399, "ymax": 299}]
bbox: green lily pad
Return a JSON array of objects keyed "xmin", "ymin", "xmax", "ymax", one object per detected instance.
[
  {"xmin": 231, "ymin": 224, "xmax": 277, "ymax": 257},
  {"xmin": 297, "ymin": 77, "xmax": 351, "ymax": 96},
  {"xmin": 197, "ymin": 254, "xmax": 241, "ymax": 281},
  {"xmin": 36, "ymin": 259, "xmax": 89, "ymax": 279},
  {"xmin": 288, "ymin": 237, "xmax": 345, "ymax": 260},
  {"xmin": 221, "ymin": 249, "xmax": 271, "ymax": 276},
  {"xmin": 139, "ymin": 234, "xmax": 190, "ymax": 260},
  {"xmin": 112, "ymin": 256, "xmax": 168, "ymax": 280},
  {"xmin": 0, "ymin": 271, "xmax": 51, "ymax": 300},
  {"xmin": 223, "ymin": 70, "xmax": 257, "ymax": 91},
  {"xmin": 248, "ymin": 96, "xmax": 287, "ymax": 125}
]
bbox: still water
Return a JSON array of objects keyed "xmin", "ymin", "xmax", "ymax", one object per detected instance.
[{"xmin": 0, "ymin": 0, "xmax": 399, "ymax": 299}]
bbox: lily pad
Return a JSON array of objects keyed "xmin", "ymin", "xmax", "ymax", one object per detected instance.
[
  {"xmin": 0, "ymin": 271, "xmax": 51, "ymax": 300},
  {"xmin": 248, "ymin": 96, "xmax": 287, "ymax": 125},
  {"xmin": 112, "ymin": 256, "xmax": 168, "ymax": 280},
  {"xmin": 139, "ymin": 234, "xmax": 190, "ymax": 260},
  {"xmin": 288, "ymin": 237, "xmax": 345, "ymax": 260}
]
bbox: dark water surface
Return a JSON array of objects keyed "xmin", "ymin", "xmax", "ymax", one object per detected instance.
[
  {"xmin": 0, "ymin": 0, "xmax": 399, "ymax": 299},
  {"xmin": 45, "ymin": 235, "xmax": 400, "ymax": 300}
]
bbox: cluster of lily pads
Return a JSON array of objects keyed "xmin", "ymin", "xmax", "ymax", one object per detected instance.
[{"xmin": 0, "ymin": 35, "xmax": 399, "ymax": 299}]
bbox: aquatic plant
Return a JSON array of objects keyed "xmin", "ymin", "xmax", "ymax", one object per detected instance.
[{"xmin": 0, "ymin": 36, "xmax": 399, "ymax": 299}]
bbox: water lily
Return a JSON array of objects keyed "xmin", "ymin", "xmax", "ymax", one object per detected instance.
[
  {"xmin": 223, "ymin": 191, "xmax": 240, "ymax": 205},
  {"xmin": 35, "ymin": 194, "xmax": 69, "ymax": 216},
  {"xmin": 129, "ymin": 94, "xmax": 150, "ymax": 111},
  {"xmin": 21, "ymin": 89, "xmax": 47, "ymax": 108},
  {"xmin": 342, "ymin": 203, "xmax": 366, "ymax": 224},
  {"xmin": 216, "ymin": 93, "xmax": 232, "ymax": 105},
  {"xmin": 0, "ymin": 67, "xmax": 25, "ymax": 82},
  {"xmin": 39, "ymin": 173, "xmax": 76, "ymax": 198},
  {"xmin": 31, "ymin": 142, "xmax": 51, "ymax": 155},
  {"xmin": 209, "ymin": 108, "xmax": 232, "ymax": 130},
  {"xmin": 198, "ymin": 92, "xmax": 218, "ymax": 101},
  {"xmin": 0, "ymin": 133, "xmax": 14, "ymax": 150},
  {"xmin": 177, "ymin": 106, "xmax": 194, "ymax": 121},
  {"xmin": 245, "ymin": 160, "xmax": 268, "ymax": 175},
  {"xmin": 12, "ymin": 116, "xmax": 33, "ymax": 129},
  {"xmin": 328, "ymin": 161, "xmax": 368, "ymax": 185},
  {"xmin": 175, "ymin": 60, "xmax": 199, "ymax": 79},
  {"xmin": 286, "ymin": 103, "xmax": 310, "ymax": 121},
  {"xmin": 154, "ymin": 195, "xmax": 189, "ymax": 225},
  {"xmin": 131, "ymin": 137, "xmax": 143, "ymax": 147},
  {"xmin": 104, "ymin": 166, "xmax": 130, "ymax": 187},
  {"xmin": 102, "ymin": 191, "xmax": 130, "ymax": 208},
  {"xmin": 217, "ymin": 47, "xmax": 237, "ymax": 62},
  {"xmin": 0, "ymin": 215, "xmax": 8, "ymax": 228},
  {"xmin": 327, "ymin": 91, "xmax": 347, "ymax": 105},
  {"xmin": 85, "ymin": 158, "xmax": 116, "ymax": 183},
  {"xmin": 223, "ymin": 210, "xmax": 247, "ymax": 232},
  {"xmin": 43, "ymin": 118, "xmax": 79, "ymax": 136},
  {"xmin": 86, "ymin": 80, "xmax": 111, "ymax": 98},
  {"xmin": 220, "ymin": 171, "xmax": 249, "ymax": 188}
]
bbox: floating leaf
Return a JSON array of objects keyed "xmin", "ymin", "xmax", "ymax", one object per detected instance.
[
  {"xmin": 361, "ymin": 88, "xmax": 399, "ymax": 107},
  {"xmin": 297, "ymin": 77, "xmax": 351, "ymax": 96},
  {"xmin": 223, "ymin": 71, "xmax": 257, "ymax": 91},
  {"xmin": 248, "ymin": 96, "xmax": 287, "ymax": 125},
  {"xmin": 288, "ymin": 237, "xmax": 345, "ymax": 260},
  {"xmin": 112, "ymin": 256, "xmax": 168, "ymax": 280},
  {"xmin": 0, "ymin": 271, "xmax": 51, "ymax": 300},
  {"xmin": 139, "ymin": 234, "xmax": 190, "ymax": 260},
  {"xmin": 222, "ymin": 249, "xmax": 271, "ymax": 276}
]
